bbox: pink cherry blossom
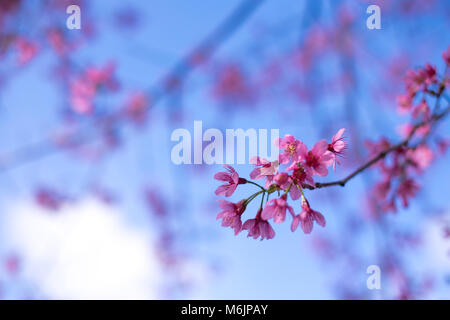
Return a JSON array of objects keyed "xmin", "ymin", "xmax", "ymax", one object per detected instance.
[
  {"xmin": 211, "ymin": 63, "xmax": 255, "ymax": 104},
  {"xmin": 396, "ymin": 94, "xmax": 413, "ymax": 114},
  {"xmin": 123, "ymin": 92, "xmax": 150, "ymax": 125},
  {"xmin": 242, "ymin": 209, "xmax": 275, "ymax": 240},
  {"xmin": 70, "ymin": 79, "xmax": 95, "ymax": 114},
  {"xmin": 404, "ymin": 69, "xmax": 421, "ymax": 94},
  {"xmin": 404, "ymin": 64, "xmax": 437, "ymax": 94},
  {"xmin": 4, "ymin": 255, "xmax": 20, "ymax": 275},
  {"xmin": 262, "ymin": 194, "xmax": 295, "ymax": 223},
  {"xmin": 420, "ymin": 63, "xmax": 437, "ymax": 86},
  {"xmin": 406, "ymin": 145, "xmax": 433, "ymax": 172},
  {"xmin": 328, "ymin": 128, "xmax": 346, "ymax": 170},
  {"xmin": 216, "ymin": 200, "xmax": 246, "ymax": 235},
  {"xmin": 373, "ymin": 178, "xmax": 391, "ymax": 201},
  {"xmin": 273, "ymin": 172, "xmax": 290, "ymax": 190},
  {"xmin": 443, "ymin": 46, "xmax": 450, "ymax": 65},
  {"xmin": 85, "ymin": 63, "xmax": 119, "ymax": 89},
  {"xmin": 397, "ymin": 123, "xmax": 430, "ymax": 139},
  {"xmin": 35, "ymin": 188, "xmax": 66, "ymax": 211},
  {"xmin": 214, "ymin": 164, "xmax": 246, "ymax": 197},
  {"xmin": 397, "ymin": 178, "xmax": 420, "ymax": 208},
  {"xmin": 411, "ymin": 99, "xmax": 431, "ymax": 120},
  {"xmin": 47, "ymin": 28, "xmax": 72, "ymax": 56},
  {"xmin": 15, "ymin": 38, "xmax": 39, "ymax": 65},
  {"xmin": 300, "ymin": 140, "xmax": 333, "ymax": 176},
  {"xmin": 69, "ymin": 63, "xmax": 119, "ymax": 115},
  {"xmin": 291, "ymin": 198, "xmax": 326, "ymax": 234},
  {"xmin": 145, "ymin": 188, "xmax": 168, "ymax": 217},
  {"xmin": 275, "ymin": 135, "xmax": 307, "ymax": 164},
  {"xmin": 437, "ymin": 138, "xmax": 450, "ymax": 154},
  {"xmin": 286, "ymin": 165, "xmax": 314, "ymax": 199},
  {"xmin": 249, "ymin": 157, "xmax": 278, "ymax": 188},
  {"xmin": 213, "ymin": 129, "xmax": 349, "ymax": 241}
]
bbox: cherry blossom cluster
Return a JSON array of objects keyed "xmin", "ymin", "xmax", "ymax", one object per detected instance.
[
  {"xmin": 69, "ymin": 62, "xmax": 119, "ymax": 115},
  {"xmin": 214, "ymin": 129, "xmax": 346, "ymax": 240},
  {"xmin": 366, "ymin": 47, "xmax": 449, "ymax": 214}
]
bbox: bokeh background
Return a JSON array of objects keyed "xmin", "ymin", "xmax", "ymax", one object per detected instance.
[{"xmin": 0, "ymin": 0, "xmax": 449, "ymax": 299}]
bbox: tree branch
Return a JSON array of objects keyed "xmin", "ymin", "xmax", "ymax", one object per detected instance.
[
  {"xmin": 302, "ymin": 104, "xmax": 450, "ymax": 190},
  {"xmin": 0, "ymin": 0, "xmax": 265, "ymax": 174}
]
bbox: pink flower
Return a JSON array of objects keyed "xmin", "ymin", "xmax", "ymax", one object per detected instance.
[
  {"xmin": 365, "ymin": 137, "xmax": 390, "ymax": 155},
  {"xmin": 291, "ymin": 198, "xmax": 326, "ymax": 234},
  {"xmin": 397, "ymin": 123, "xmax": 430, "ymax": 139},
  {"xmin": 373, "ymin": 178, "xmax": 391, "ymax": 200},
  {"xmin": 404, "ymin": 69, "xmax": 422, "ymax": 94},
  {"xmin": 404, "ymin": 64, "xmax": 437, "ymax": 94},
  {"xmin": 411, "ymin": 99, "xmax": 431, "ymax": 120},
  {"xmin": 85, "ymin": 63, "xmax": 119, "ymax": 90},
  {"xmin": 328, "ymin": 128, "xmax": 346, "ymax": 170},
  {"xmin": 217, "ymin": 200, "xmax": 246, "ymax": 235},
  {"xmin": 286, "ymin": 164, "xmax": 314, "ymax": 199},
  {"xmin": 145, "ymin": 188, "xmax": 168, "ymax": 217},
  {"xmin": 47, "ymin": 28, "xmax": 71, "ymax": 55},
  {"xmin": 70, "ymin": 79, "xmax": 95, "ymax": 114},
  {"xmin": 35, "ymin": 188, "xmax": 66, "ymax": 211},
  {"xmin": 69, "ymin": 63, "xmax": 119, "ymax": 115},
  {"xmin": 15, "ymin": 38, "xmax": 39, "ymax": 65},
  {"xmin": 437, "ymin": 138, "xmax": 450, "ymax": 154},
  {"xmin": 249, "ymin": 157, "xmax": 278, "ymax": 188},
  {"xmin": 443, "ymin": 46, "xmax": 450, "ymax": 65},
  {"xmin": 273, "ymin": 172, "xmax": 290, "ymax": 189},
  {"xmin": 4, "ymin": 255, "xmax": 20, "ymax": 275},
  {"xmin": 124, "ymin": 92, "xmax": 150, "ymax": 125},
  {"xmin": 242, "ymin": 209, "xmax": 275, "ymax": 240},
  {"xmin": 214, "ymin": 165, "xmax": 246, "ymax": 197},
  {"xmin": 262, "ymin": 194, "xmax": 295, "ymax": 223},
  {"xmin": 211, "ymin": 63, "xmax": 254, "ymax": 103},
  {"xmin": 299, "ymin": 140, "xmax": 333, "ymax": 176},
  {"xmin": 420, "ymin": 63, "xmax": 437, "ymax": 86},
  {"xmin": 396, "ymin": 94, "xmax": 413, "ymax": 114},
  {"xmin": 275, "ymin": 135, "xmax": 307, "ymax": 164},
  {"xmin": 443, "ymin": 226, "xmax": 450, "ymax": 239},
  {"xmin": 406, "ymin": 145, "xmax": 433, "ymax": 171},
  {"xmin": 397, "ymin": 178, "xmax": 419, "ymax": 208}
]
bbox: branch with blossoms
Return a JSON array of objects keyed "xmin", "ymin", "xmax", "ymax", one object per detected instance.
[
  {"xmin": 214, "ymin": 48, "xmax": 450, "ymax": 239},
  {"xmin": 214, "ymin": 128, "xmax": 346, "ymax": 240}
]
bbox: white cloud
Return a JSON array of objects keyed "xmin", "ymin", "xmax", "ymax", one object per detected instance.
[
  {"xmin": 1, "ymin": 198, "xmax": 163, "ymax": 299},
  {"xmin": 422, "ymin": 212, "xmax": 450, "ymax": 272}
]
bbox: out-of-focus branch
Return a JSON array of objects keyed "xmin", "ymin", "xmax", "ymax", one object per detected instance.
[
  {"xmin": 0, "ymin": 0, "xmax": 265, "ymax": 174},
  {"xmin": 303, "ymin": 104, "xmax": 450, "ymax": 190},
  {"xmin": 148, "ymin": 0, "xmax": 265, "ymax": 103}
]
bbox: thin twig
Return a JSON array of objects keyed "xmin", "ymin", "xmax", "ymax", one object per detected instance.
[{"xmin": 302, "ymin": 104, "xmax": 450, "ymax": 190}]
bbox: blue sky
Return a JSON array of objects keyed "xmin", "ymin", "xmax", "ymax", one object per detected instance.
[{"xmin": 0, "ymin": 0, "xmax": 449, "ymax": 299}]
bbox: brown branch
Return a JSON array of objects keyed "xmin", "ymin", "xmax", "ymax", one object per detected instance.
[{"xmin": 302, "ymin": 104, "xmax": 450, "ymax": 190}]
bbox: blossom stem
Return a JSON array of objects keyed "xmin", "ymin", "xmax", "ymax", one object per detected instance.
[
  {"xmin": 259, "ymin": 191, "xmax": 265, "ymax": 209},
  {"xmin": 304, "ymin": 103, "xmax": 450, "ymax": 190},
  {"xmin": 245, "ymin": 190, "xmax": 264, "ymax": 205},
  {"xmin": 284, "ymin": 182, "xmax": 293, "ymax": 194},
  {"xmin": 296, "ymin": 183, "xmax": 305, "ymax": 198},
  {"xmin": 246, "ymin": 180, "xmax": 266, "ymax": 191}
]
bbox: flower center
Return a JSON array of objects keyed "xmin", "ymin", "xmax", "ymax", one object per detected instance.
[
  {"xmin": 286, "ymin": 142, "xmax": 297, "ymax": 154},
  {"xmin": 305, "ymin": 151, "xmax": 319, "ymax": 168},
  {"xmin": 293, "ymin": 166, "xmax": 306, "ymax": 183}
]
